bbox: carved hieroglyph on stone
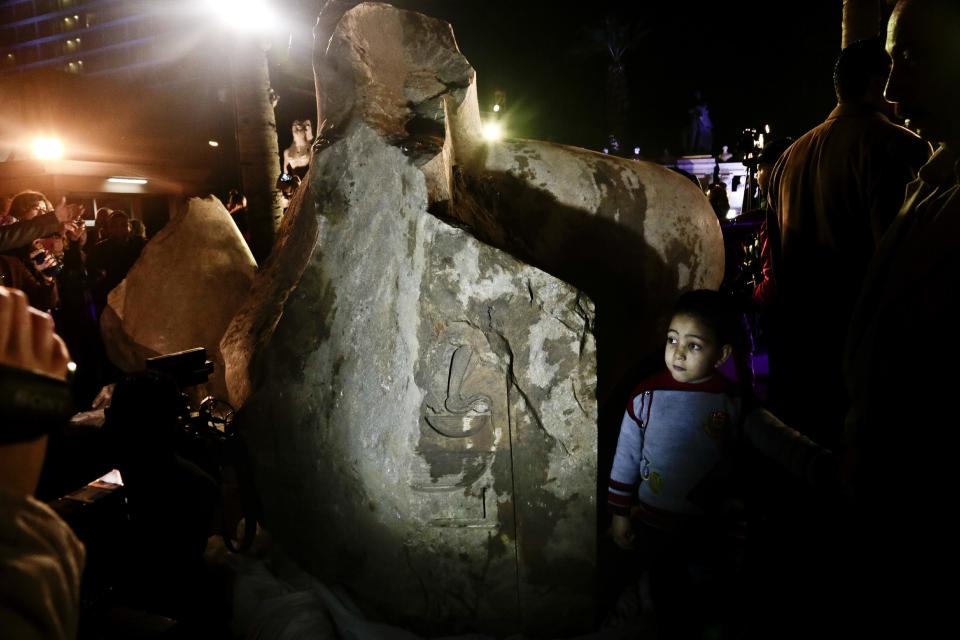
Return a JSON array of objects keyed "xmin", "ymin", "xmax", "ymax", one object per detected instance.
[
  {"xmin": 101, "ymin": 196, "xmax": 256, "ymax": 400},
  {"xmin": 221, "ymin": 1, "xmax": 723, "ymax": 635}
]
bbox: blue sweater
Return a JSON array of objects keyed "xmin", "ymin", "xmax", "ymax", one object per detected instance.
[{"xmin": 608, "ymin": 370, "xmax": 742, "ymax": 520}]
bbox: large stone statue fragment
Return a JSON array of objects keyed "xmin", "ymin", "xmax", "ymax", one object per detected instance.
[
  {"xmin": 222, "ymin": 1, "xmax": 724, "ymax": 635},
  {"xmin": 101, "ymin": 197, "xmax": 256, "ymax": 400},
  {"xmin": 450, "ymin": 141, "xmax": 721, "ymax": 401},
  {"xmin": 227, "ymin": 123, "xmax": 597, "ymax": 634},
  {"xmin": 316, "ymin": 1, "xmax": 721, "ymax": 403}
]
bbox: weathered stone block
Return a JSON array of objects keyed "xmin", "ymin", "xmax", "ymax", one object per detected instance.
[
  {"xmin": 101, "ymin": 197, "xmax": 256, "ymax": 400},
  {"xmin": 223, "ymin": 2, "xmax": 726, "ymax": 636},
  {"xmin": 231, "ymin": 124, "xmax": 596, "ymax": 631},
  {"xmin": 228, "ymin": 122, "xmax": 596, "ymax": 635}
]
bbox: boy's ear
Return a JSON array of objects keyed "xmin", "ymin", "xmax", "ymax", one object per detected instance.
[{"xmin": 715, "ymin": 344, "xmax": 733, "ymax": 368}]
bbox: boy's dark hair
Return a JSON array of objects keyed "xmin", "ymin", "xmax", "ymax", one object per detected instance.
[
  {"xmin": 672, "ymin": 289, "xmax": 742, "ymax": 348},
  {"xmin": 674, "ymin": 290, "xmax": 755, "ymax": 397},
  {"xmin": 834, "ymin": 38, "xmax": 890, "ymax": 102}
]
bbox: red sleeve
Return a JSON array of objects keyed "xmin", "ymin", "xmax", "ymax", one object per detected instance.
[{"xmin": 752, "ymin": 220, "xmax": 777, "ymax": 306}]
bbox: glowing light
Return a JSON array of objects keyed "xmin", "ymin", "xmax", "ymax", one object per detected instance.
[
  {"xmin": 96, "ymin": 469, "xmax": 124, "ymax": 486},
  {"xmin": 492, "ymin": 104, "xmax": 501, "ymax": 113},
  {"xmin": 204, "ymin": 0, "xmax": 276, "ymax": 32},
  {"xmin": 107, "ymin": 177, "xmax": 148, "ymax": 185},
  {"xmin": 67, "ymin": 361, "xmax": 77, "ymax": 374},
  {"xmin": 764, "ymin": 124, "xmax": 771, "ymax": 134},
  {"xmin": 482, "ymin": 121, "xmax": 503, "ymax": 142},
  {"xmin": 633, "ymin": 147, "xmax": 641, "ymax": 155},
  {"xmin": 725, "ymin": 209, "xmax": 738, "ymax": 220},
  {"xmin": 208, "ymin": 140, "xmax": 220, "ymax": 147},
  {"xmin": 32, "ymin": 137, "xmax": 63, "ymax": 160}
]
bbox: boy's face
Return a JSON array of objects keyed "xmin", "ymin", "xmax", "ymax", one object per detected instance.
[{"xmin": 664, "ymin": 313, "xmax": 731, "ymax": 384}]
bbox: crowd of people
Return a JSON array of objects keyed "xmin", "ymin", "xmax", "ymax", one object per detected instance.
[
  {"xmin": 1, "ymin": 0, "xmax": 958, "ymax": 638},
  {"xmin": 606, "ymin": 1, "xmax": 960, "ymax": 638},
  {"xmin": 0, "ymin": 193, "xmax": 148, "ymax": 407}
]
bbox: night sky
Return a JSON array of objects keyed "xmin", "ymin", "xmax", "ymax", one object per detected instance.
[{"xmin": 275, "ymin": 0, "xmax": 846, "ymax": 157}]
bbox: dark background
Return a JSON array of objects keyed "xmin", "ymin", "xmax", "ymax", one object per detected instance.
[{"xmin": 273, "ymin": 0, "xmax": 846, "ymax": 157}]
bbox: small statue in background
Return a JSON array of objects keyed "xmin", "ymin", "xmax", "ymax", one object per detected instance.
[
  {"xmin": 282, "ymin": 119, "xmax": 314, "ymax": 180},
  {"xmin": 682, "ymin": 91, "xmax": 714, "ymax": 155}
]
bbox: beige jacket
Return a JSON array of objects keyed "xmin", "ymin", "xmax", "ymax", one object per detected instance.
[{"xmin": 0, "ymin": 491, "xmax": 84, "ymax": 640}]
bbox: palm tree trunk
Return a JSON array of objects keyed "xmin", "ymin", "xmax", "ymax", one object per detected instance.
[
  {"xmin": 230, "ymin": 40, "xmax": 282, "ymax": 264},
  {"xmin": 605, "ymin": 61, "xmax": 629, "ymax": 148},
  {"xmin": 842, "ymin": 0, "xmax": 884, "ymax": 48}
]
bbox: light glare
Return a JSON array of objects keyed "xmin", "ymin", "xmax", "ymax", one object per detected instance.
[
  {"xmin": 205, "ymin": 0, "xmax": 276, "ymax": 32},
  {"xmin": 32, "ymin": 137, "xmax": 63, "ymax": 160},
  {"xmin": 482, "ymin": 121, "xmax": 503, "ymax": 142}
]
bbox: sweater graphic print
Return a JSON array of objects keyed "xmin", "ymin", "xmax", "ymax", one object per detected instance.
[{"xmin": 608, "ymin": 370, "xmax": 741, "ymax": 517}]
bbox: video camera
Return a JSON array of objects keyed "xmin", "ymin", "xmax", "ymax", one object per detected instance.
[
  {"xmin": 0, "ymin": 364, "xmax": 74, "ymax": 444},
  {"xmin": 142, "ymin": 348, "xmax": 235, "ymax": 438}
]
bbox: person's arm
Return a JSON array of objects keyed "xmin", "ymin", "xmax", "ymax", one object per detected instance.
[
  {"xmin": 608, "ymin": 401, "xmax": 645, "ymax": 549},
  {"xmin": 742, "ymin": 407, "xmax": 835, "ymax": 490},
  {"xmin": 0, "ymin": 214, "xmax": 60, "ymax": 254},
  {"xmin": 751, "ymin": 220, "xmax": 778, "ymax": 307},
  {"xmin": 0, "ymin": 287, "xmax": 84, "ymax": 640}
]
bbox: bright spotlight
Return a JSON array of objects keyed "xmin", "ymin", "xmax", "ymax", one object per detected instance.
[
  {"xmin": 482, "ymin": 121, "xmax": 503, "ymax": 142},
  {"xmin": 725, "ymin": 209, "xmax": 738, "ymax": 220},
  {"xmin": 32, "ymin": 137, "xmax": 63, "ymax": 160},
  {"xmin": 492, "ymin": 104, "xmax": 501, "ymax": 113},
  {"xmin": 208, "ymin": 140, "xmax": 220, "ymax": 147},
  {"xmin": 204, "ymin": 0, "xmax": 276, "ymax": 32}
]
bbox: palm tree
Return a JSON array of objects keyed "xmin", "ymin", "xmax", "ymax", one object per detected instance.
[
  {"xmin": 582, "ymin": 14, "xmax": 651, "ymax": 151},
  {"xmin": 841, "ymin": 0, "xmax": 887, "ymax": 48},
  {"xmin": 230, "ymin": 39, "xmax": 283, "ymax": 264}
]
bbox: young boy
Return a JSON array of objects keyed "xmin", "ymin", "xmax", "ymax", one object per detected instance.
[{"xmin": 607, "ymin": 289, "xmax": 831, "ymax": 635}]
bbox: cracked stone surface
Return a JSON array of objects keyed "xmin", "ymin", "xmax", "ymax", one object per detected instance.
[{"xmin": 231, "ymin": 123, "xmax": 597, "ymax": 635}]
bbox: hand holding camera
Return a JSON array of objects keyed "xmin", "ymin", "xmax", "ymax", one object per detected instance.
[
  {"xmin": 0, "ymin": 287, "xmax": 73, "ymax": 495},
  {"xmin": 53, "ymin": 197, "xmax": 84, "ymax": 225},
  {"xmin": 28, "ymin": 246, "xmax": 62, "ymax": 282}
]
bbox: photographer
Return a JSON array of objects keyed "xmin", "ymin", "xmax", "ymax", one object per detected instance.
[
  {"xmin": 0, "ymin": 192, "xmax": 83, "ymax": 254},
  {"xmin": 0, "ymin": 286, "xmax": 84, "ymax": 640},
  {"xmin": 0, "ymin": 236, "xmax": 64, "ymax": 312}
]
